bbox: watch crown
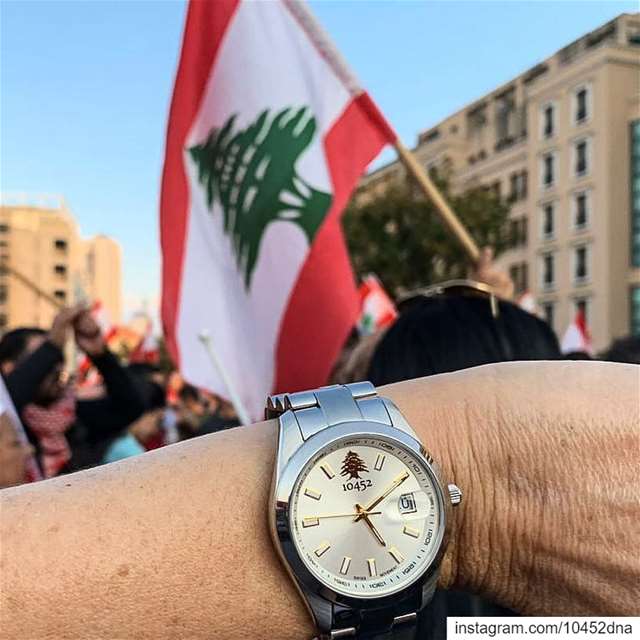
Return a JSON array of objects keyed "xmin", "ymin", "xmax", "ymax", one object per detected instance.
[{"xmin": 448, "ymin": 483, "xmax": 463, "ymax": 506}]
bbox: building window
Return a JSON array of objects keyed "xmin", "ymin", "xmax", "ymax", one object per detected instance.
[
  {"xmin": 631, "ymin": 287, "xmax": 640, "ymax": 336},
  {"xmin": 573, "ymin": 244, "xmax": 590, "ymax": 284},
  {"xmin": 54, "ymin": 239, "xmax": 68, "ymax": 252},
  {"xmin": 631, "ymin": 120, "xmax": 640, "ymax": 267},
  {"xmin": 573, "ymin": 84, "xmax": 591, "ymax": 125},
  {"xmin": 509, "ymin": 261, "xmax": 529, "ymax": 295},
  {"xmin": 573, "ymin": 190, "xmax": 590, "ymax": 230},
  {"xmin": 467, "ymin": 105, "xmax": 487, "ymax": 139},
  {"xmin": 508, "ymin": 216, "xmax": 528, "ymax": 248},
  {"xmin": 541, "ymin": 103, "xmax": 555, "ymax": 139},
  {"xmin": 0, "ymin": 314, "xmax": 6, "ymax": 330},
  {"xmin": 541, "ymin": 252, "xmax": 555, "ymax": 290},
  {"xmin": 0, "ymin": 284, "xmax": 6, "ymax": 304},
  {"xmin": 541, "ymin": 152, "xmax": 556, "ymax": 189},
  {"xmin": 573, "ymin": 137, "xmax": 591, "ymax": 177},
  {"xmin": 53, "ymin": 290, "xmax": 67, "ymax": 302},
  {"xmin": 0, "ymin": 224, "xmax": 8, "ymax": 233},
  {"xmin": 574, "ymin": 297, "xmax": 591, "ymax": 326},
  {"xmin": 541, "ymin": 202, "xmax": 555, "ymax": 240},
  {"xmin": 541, "ymin": 301, "xmax": 555, "ymax": 330},
  {"xmin": 495, "ymin": 90, "xmax": 516, "ymax": 149},
  {"xmin": 54, "ymin": 264, "xmax": 67, "ymax": 277},
  {"xmin": 508, "ymin": 171, "xmax": 528, "ymax": 202}
]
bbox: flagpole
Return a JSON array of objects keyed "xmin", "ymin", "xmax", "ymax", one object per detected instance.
[
  {"xmin": 281, "ymin": 1, "xmax": 481, "ymax": 263},
  {"xmin": 393, "ymin": 140, "xmax": 481, "ymax": 262},
  {"xmin": 197, "ymin": 330, "xmax": 252, "ymax": 426},
  {"xmin": 1, "ymin": 262, "xmax": 64, "ymax": 310}
]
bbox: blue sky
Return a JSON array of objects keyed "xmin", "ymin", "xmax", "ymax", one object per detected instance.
[{"xmin": 1, "ymin": 0, "xmax": 636, "ymax": 318}]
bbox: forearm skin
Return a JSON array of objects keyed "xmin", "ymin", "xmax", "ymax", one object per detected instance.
[{"xmin": 1, "ymin": 362, "xmax": 638, "ymax": 639}]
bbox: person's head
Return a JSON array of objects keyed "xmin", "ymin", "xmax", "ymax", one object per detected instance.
[
  {"xmin": 179, "ymin": 383, "xmax": 203, "ymax": 414},
  {"xmin": 0, "ymin": 413, "xmax": 35, "ymax": 489},
  {"xmin": 368, "ymin": 294, "xmax": 561, "ymax": 386},
  {"xmin": 602, "ymin": 335, "xmax": 640, "ymax": 365},
  {"xmin": 0, "ymin": 328, "xmax": 66, "ymax": 405},
  {"xmin": 0, "ymin": 328, "xmax": 47, "ymax": 375}
]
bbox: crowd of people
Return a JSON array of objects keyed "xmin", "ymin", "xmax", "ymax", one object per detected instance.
[
  {"xmin": 0, "ymin": 305, "xmax": 238, "ymax": 490},
  {"xmin": 1, "ymin": 254, "xmax": 637, "ymax": 494}
]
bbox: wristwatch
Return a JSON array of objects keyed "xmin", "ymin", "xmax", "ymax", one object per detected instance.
[{"xmin": 266, "ymin": 382, "xmax": 462, "ymax": 639}]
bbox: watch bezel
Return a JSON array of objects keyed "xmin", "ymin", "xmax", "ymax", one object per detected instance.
[{"xmin": 270, "ymin": 419, "xmax": 449, "ymax": 611}]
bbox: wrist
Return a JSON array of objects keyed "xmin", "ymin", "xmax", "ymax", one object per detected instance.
[{"xmin": 380, "ymin": 368, "xmax": 507, "ymax": 597}]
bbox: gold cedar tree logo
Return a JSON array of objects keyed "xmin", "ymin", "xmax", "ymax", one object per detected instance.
[{"xmin": 340, "ymin": 450, "xmax": 369, "ymax": 480}]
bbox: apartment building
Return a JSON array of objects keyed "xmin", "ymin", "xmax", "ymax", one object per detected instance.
[
  {"xmin": 0, "ymin": 195, "xmax": 123, "ymax": 332},
  {"xmin": 355, "ymin": 13, "xmax": 640, "ymax": 351}
]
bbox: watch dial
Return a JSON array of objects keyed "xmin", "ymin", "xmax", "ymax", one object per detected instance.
[{"xmin": 289, "ymin": 436, "xmax": 443, "ymax": 598}]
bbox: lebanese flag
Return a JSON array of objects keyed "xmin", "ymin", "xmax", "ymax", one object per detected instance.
[
  {"xmin": 357, "ymin": 274, "xmax": 398, "ymax": 336},
  {"xmin": 160, "ymin": 0, "xmax": 395, "ymax": 420},
  {"xmin": 561, "ymin": 310, "xmax": 593, "ymax": 355}
]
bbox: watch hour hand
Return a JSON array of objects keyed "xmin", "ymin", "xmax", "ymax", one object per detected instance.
[
  {"xmin": 355, "ymin": 504, "xmax": 386, "ymax": 546},
  {"xmin": 355, "ymin": 471, "xmax": 410, "ymax": 521}
]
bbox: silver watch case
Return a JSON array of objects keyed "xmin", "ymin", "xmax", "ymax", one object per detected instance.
[{"xmin": 269, "ymin": 412, "xmax": 451, "ymax": 625}]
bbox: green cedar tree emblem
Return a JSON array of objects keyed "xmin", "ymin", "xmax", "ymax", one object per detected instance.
[{"xmin": 188, "ymin": 106, "xmax": 332, "ymax": 289}]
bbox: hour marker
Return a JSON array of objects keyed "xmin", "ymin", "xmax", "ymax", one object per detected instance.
[
  {"xmin": 389, "ymin": 546, "xmax": 404, "ymax": 564},
  {"xmin": 374, "ymin": 454, "xmax": 386, "ymax": 471},
  {"xmin": 367, "ymin": 558, "xmax": 377, "ymax": 577},
  {"xmin": 302, "ymin": 517, "xmax": 319, "ymax": 528},
  {"xmin": 403, "ymin": 525, "xmax": 420, "ymax": 539},
  {"xmin": 304, "ymin": 487, "xmax": 322, "ymax": 500},
  {"xmin": 320, "ymin": 463, "xmax": 335, "ymax": 479},
  {"xmin": 339, "ymin": 556, "xmax": 351, "ymax": 575},
  {"xmin": 314, "ymin": 541, "xmax": 331, "ymax": 557}
]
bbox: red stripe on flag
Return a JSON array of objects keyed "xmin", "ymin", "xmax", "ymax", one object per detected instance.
[
  {"xmin": 273, "ymin": 92, "xmax": 394, "ymax": 393},
  {"xmin": 160, "ymin": 0, "xmax": 239, "ymax": 366}
]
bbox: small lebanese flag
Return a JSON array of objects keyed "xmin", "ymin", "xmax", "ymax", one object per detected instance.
[
  {"xmin": 130, "ymin": 314, "xmax": 160, "ymax": 365},
  {"xmin": 357, "ymin": 275, "xmax": 398, "ymax": 336},
  {"xmin": 161, "ymin": 0, "xmax": 396, "ymax": 419},
  {"xmin": 561, "ymin": 310, "xmax": 593, "ymax": 355}
]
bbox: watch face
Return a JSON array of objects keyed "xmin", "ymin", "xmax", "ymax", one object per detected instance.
[{"xmin": 289, "ymin": 435, "xmax": 443, "ymax": 599}]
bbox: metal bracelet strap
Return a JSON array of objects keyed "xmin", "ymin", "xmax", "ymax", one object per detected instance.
[
  {"xmin": 267, "ymin": 383, "xmax": 420, "ymax": 640},
  {"xmin": 266, "ymin": 382, "xmax": 393, "ymax": 441}
]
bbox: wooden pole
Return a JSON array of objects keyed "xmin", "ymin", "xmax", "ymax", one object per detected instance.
[
  {"xmin": 0, "ymin": 262, "xmax": 64, "ymax": 311},
  {"xmin": 393, "ymin": 139, "xmax": 481, "ymax": 262}
]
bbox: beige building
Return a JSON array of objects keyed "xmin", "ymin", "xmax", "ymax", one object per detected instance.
[
  {"xmin": 79, "ymin": 235, "xmax": 123, "ymax": 325},
  {"xmin": 355, "ymin": 13, "xmax": 640, "ymax": 352},
  {"xmin": 0, "ymin": 195, "xmax": 123, "ymax": 332}
]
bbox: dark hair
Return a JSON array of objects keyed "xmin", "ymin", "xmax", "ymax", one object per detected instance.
[
  {"xmin": 368, "ymin": 296, "xmax": 561, "ymax": 386},
  {"xmin": 179, "ymin": 383, "xmax": 200, "ymax": 403},
  {"xmin": 0, "ymin": 327, "xmax": 46, "ymax": 365},
  {"xmin": 563, "ymin": 350, "xmax": 593, "ymax": 361},
  {"xmin": 144, "ymin": 381, "xmax": 166, "ymax": 411},
  {"xmin": 602, "ymin": 335, "xmax": 640, "ymax": 365}
]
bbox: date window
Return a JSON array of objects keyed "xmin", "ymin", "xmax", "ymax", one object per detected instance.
[{"xmin": 398, "ymin": 492, "xmax": 417, "ymax": 515}]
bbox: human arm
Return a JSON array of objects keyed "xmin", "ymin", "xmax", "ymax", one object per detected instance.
[
  {"xmin": 74, "ymin": 312, "xmax": 147, "ymax": 436},
  {"xmin": 0, "ymin": 361, "xmax": 637, "ymax": 639},
  {"xmin": 469, "ymin": 246, "xmax": 514, "ymax": 300}
]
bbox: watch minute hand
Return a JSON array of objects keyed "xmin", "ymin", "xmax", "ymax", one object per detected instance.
[
  {"xmin": 355, "ymin": 471, "xmax": 410, "ymax": 521},
  {"xmin": 302, "ymin": 510, "xmax": 382, "ymax": 525}
]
